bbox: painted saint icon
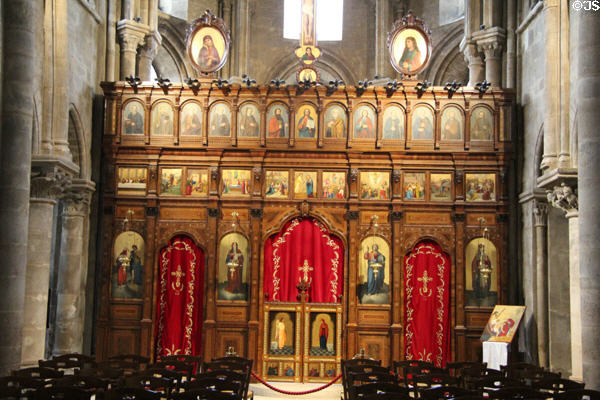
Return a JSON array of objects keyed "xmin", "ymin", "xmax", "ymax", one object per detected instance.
[
  {"xmin": 324, "ymin": 105, "xmax": 346, "ymax": 139},
  {"xmin": 441, "ymin": 107, "xmax": 463, "ymax": 140},
  {"xmin": 383, "ymin": 106, "xmax": 404, "ymax": 139},
  {"xmin": 296, "ymin": 105, "xmax": 317, "ymax": 138},
  {"xmin": 238, "ymin": 103, "xmax": 260, "ymax": 138},
  {"xmin": 151, "ymin": 102, "xmax": 173, "ymax": 136},
  {"xmin": 112, "ymin": 231, "xmax": 144, "ymax": 299},
  {"xmin": 218, "ymin": 233, "xmax": 248, "ymax": 300},
  {"xmin": 209, "ymin": 103, "xmax": 231, "ymax": 137},
  {"xmin": 180, "ymin": 102, "xmax": 202, "ymax": 136},
  {"xmin": 470, "ymin": 107, "xmax": 494, "ymax": 141},
  {"xmin": 267, "ymin": 104, "xmax": 289, "ymax": 138},
  {"xmin": 354, "ymin": 106, "xmax": 376, "ymax": 139},
  {"xmin": 411, "ymin": 106, "xmax": 434, "ymax": 140},
  {"xmin": 358, "ymin": 236, "xmax": 390, "ymax": 304},
  {"xmin": 123, "ymin": 101, "xmax": 144, "ymax": 135}
]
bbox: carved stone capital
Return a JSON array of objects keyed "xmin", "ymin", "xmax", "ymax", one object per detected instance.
[
  {"xmin": 346, "ymin": 210, "xmax": 359, "ymax": 220},
  {"xmin": 473, "ymin": 27, "xmax": 506, "ymax": 60},
  {"xmin": 208, "ymin": 208, "xmax": 219, "ymax": 218},
  {"xmin": 116, "ymin": 20, "xmax": 148, "ymax": 53},
  {"xmin": 250, "ymin": 208, "xmax": 263, "ymax": 218},
  {"xmin": 30, "ymin": 165, "xmax": 72, "ymax": 201},
  {"xmin": 61, "ymin": 179, "xmax": 96, "ymax": 217},
  {"xmin": 546, "ymin": 183, "xmax": 578, "ymax": 215},
  {"xmin": 140, "ymin": 30, "xmax": 162, "ymax": 60},
  {"xmin": 461, "ymin": 42, "xmax": 484, "ymax": 66},
  {"xmin": 533, "ymin": 201, "xmax": 548, "ymax": 227}
]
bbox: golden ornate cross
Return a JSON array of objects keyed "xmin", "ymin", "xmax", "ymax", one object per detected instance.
[
  {"xmin": 417, "ymin": 270, "xmax": 433, "ymax": 297},
  {"xmin": 171, "ymin": 264, "xmax": 185, "ymax": 294},
  {"xmin": 298, "ymin": 259, "xmax": 314, "ymax": 283}
]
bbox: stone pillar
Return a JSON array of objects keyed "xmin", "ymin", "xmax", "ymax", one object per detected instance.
[
  {"xmin": 0, "ymin": 0, "xmax": 37, "ymax": 375},
  {"xmin": 472, "ymin": 27, "xmax": 505, "ymax": 87},
  {"xmin": 575, "ymin": 4, "xmax": 600, "ymax": 390},
  {"xmin": 139, "ymin": 31, "xmax": 161, "ymax": 81},
  {"xmin": 52, "ymin": 184, "xmax": 94, "ymax": 356},
  {"xmin": 547, "ymin": 184, "xmax": 581, "ymax": 381},
  {"xmin": 461, "ymin": 42, "xmax": 485, "ymax": 87},
  {"xmin": 533, "ymin": 201, "xmax": 548, "ymax": 368},
  {"xmin": 541, "ymin": 0, "xmax": 560, "ymax": 172},
  {"xmin": 375, "ymin": 0, "xmax": 390, "ymax": 77},
  {"xmin": 567, "ymin": 210, "xmax": 582, "ymax": 381},
  {"xmin": 235, "ymin": 0, "xmax": 250, "ymax": 76},
  {"xmin": 116, "ymin": 20, "xmax": 147, "ymax": 80},
  {"xmin": 21, "ymin": 166, "xmax": 71, "ymax": 366}
]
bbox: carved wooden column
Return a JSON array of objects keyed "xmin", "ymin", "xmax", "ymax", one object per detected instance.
[
  {"xmin": 390, "ymin": 210, "xmax": 403, "ymax": 361},
  {"xmin": 142, "ymin": 205, "xmax": 158, "ymax": 359},
  {"xmin": 453, "ymin": 212, "xmax": 467, "ymax": 360},
  {"xmin": 345, "ymin": 209, "xmax": 359, "ymax": 358},
  {"xmin": 533, "ymin": 200, "xmax": 549, "ymax": 368},
  {"xmin": 248, "ymin": 208, "xmax": 263, "ymax": 364},
  {"xmin": 203, "ymin": 207, "xmax": 220, "ymax": 362}
]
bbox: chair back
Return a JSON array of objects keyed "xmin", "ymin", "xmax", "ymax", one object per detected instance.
[
  {"xmin": 33, "ymin": 386, "xmax": 93, "ymax": 399},
  {"xmin": 554, "ymin": 389, "xmax": 600, "ymax": 400},
  {"xmin": 421, "ymin": 386, "xmax": 476, "ymax": 400},
  {"xmin": 12, "ymin": 367, "xmax": 64, "ymax": 380}
]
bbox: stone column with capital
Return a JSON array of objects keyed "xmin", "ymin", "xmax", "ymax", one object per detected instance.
[
  {"xmin": 139, "ymin": 31, "xmax": 162, "ymax": 81},
  {"xmin": 0, "ymin": 0, "xmax": 38, "ymax": 375},
  {"xmin": 117, "ymin": 21, "xmax": 148, "ymax": 80},
  {"xmin": 52, "ymin": 183, "xmax": 95, "ymax": 356},
  {"xmin": 547, "ymin": 184, "xmax": 581, "ymax": 381},
  {"xmin": 533, "ymin": 200, "xmax": 549, "ymax": 368},
  {"xmin": 21, "ymin": 167, "xmax": 72, "ymax": 367},
  {"xmin": 574, "ymin": 4, "xmax": 600, "ymax": 390},
  {"xmin": 471, "ymin": 27, "xmax": 505, "ymax": 87},
  {"xmin": 461, "ymin": 42, "xmax": 485, "ymax": 87}
]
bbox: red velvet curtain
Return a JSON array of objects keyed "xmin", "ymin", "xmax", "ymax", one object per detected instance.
[
  {"xmin": 264, "ymin": 218, "xmax": 344, "ymax": 303},
  {"xmin": 403, "ymin": 241, "xmax": 451, "ymax": 367},
  {"xmin": 155, "ymin": 235, "xmax": 204, "ymax": 358}
]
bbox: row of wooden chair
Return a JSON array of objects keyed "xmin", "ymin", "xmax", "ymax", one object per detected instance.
[
  {"xmin": 1, "ymin": 353, "xmax": 253, "ymax": 400},
  {"xmin": 341, "ymin": 358, "xmax": 599, "ymax": 400}
]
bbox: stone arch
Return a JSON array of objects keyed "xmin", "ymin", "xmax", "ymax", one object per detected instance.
[
  {"xmin": 155, "ymin": 15, "xmax": 193, "ymax": 81},
  {"xmin": 68, "ymin": 105, "xmax": 89, "ymax": 179},
  {"xmin": 423, "ymin": 22, "xmax": 468, "ymax": 86}
]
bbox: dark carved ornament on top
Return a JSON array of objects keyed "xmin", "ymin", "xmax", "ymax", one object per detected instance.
[
  {"xmin": 455, "ymin": 170, "xmax": 464, "ymax": 184},
  {"xmin": 250, "ymin": 208, "xmax": 263, "ymax": 218},
  {"xmin": 349, "ymin": 169, "xmax": 359, "ymax": 183},
  {"xmin": 208, "ymin": 208, "xmax": 220, "ymax": 218},
  {"xmin": 346, "ymin": 210, "xmax": 359, "ymax": 220}
]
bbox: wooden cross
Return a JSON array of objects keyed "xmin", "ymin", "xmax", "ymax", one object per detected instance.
[
  {"xmin": 417, "ymin": 270, "xmax": 433, "ymax": 297},
  {"xmin": 296, "ymin": 259, "xmax": 313, "ymax": 303},
  {"xmin": 171, "ymin": 264, "xmax": 185, "ymax": 294}
]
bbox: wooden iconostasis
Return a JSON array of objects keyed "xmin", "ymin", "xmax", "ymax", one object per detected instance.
[{"xmin": 96, "ymin": 79, "xmax": 515, "ymax": 378}]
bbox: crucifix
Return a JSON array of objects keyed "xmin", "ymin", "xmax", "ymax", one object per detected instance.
[
  {"xmin": 417, "ymin": 270, "xmax": 433, "ymax": 297},
  {"xmin": 171, "ymin": 264, "xmax": 185, "ymax": 295},
  {"xmin": 296, "ymin": 259, "xmax": 313, "ymax": 303},
  {"xmin": 294, "ymin": 0, "xmax": 322, "ymax": 66}
]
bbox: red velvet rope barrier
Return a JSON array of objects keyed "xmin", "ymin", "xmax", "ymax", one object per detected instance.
[{"xmin": 251, "ymin": 371, "xmax": 342, "ymax": 395}]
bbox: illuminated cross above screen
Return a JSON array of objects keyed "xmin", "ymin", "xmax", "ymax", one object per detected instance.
[{"xmin": 283, "ymin": 0, "xmax": 344, "ymax": 41}]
